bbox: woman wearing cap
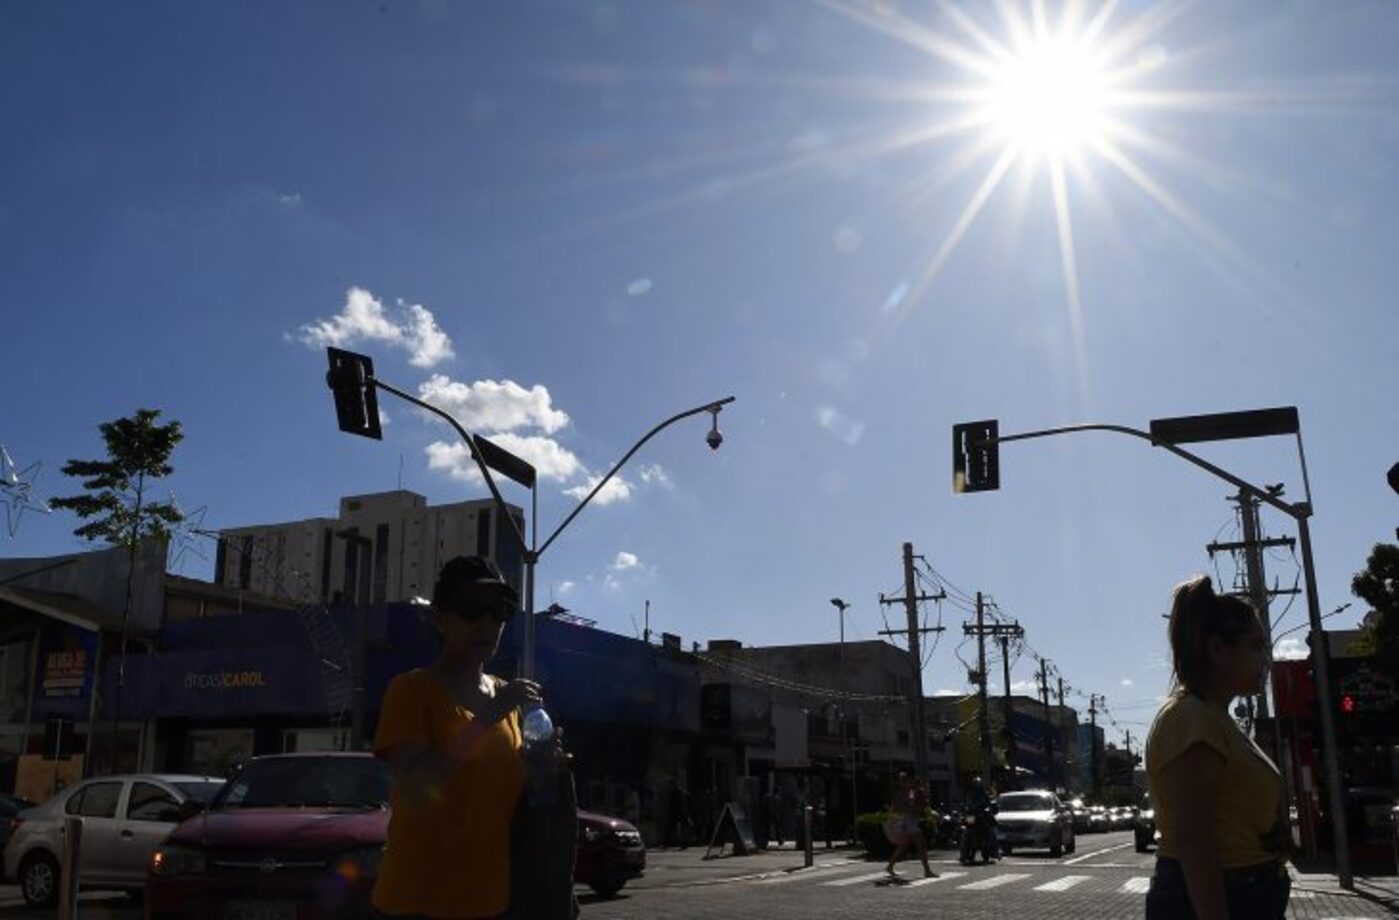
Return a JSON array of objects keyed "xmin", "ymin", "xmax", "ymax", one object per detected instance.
[
  {"xmin": 1144, "ymin": 575, "xmax": 1292, "ymax": 920},
  {"xmin": 372, "ymin": 555, "xmax": 541, "ymax": 920}
]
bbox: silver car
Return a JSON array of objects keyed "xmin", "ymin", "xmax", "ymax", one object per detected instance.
[{"xmin": 3, "ymin": 773, "xmax": 224, "ymax": 908}]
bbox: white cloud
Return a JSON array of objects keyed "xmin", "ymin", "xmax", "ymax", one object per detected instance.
[
  {"xmin": 378, "ymin": 407, "xmax": 391, "ymax": 426},
  {"xmin": 637, "ymin": 464, "xmax": 671, "ymax": 487},
  {"xmin": 817, "ymin": 406, "xmax": 865, "ymax": 447},
  {"xmin": 627, "ymin": 278, "xmax": 653, "ymax": 296},
  {"xmin": 297, "ymin": 287, "xmax": 455, "ymax": 368},
  {"xmin": 424, "ymin": 435, "xmax": 581, "ymax": 485},
  {"xmin": 1274, "ymin": 636, "xmax": 1309, "ymax": 660},
  {"xmin": 418, "ymin": 375, "xmax": 570, "ymax": 435},
  {"xmin": 612, "ymin": 551, "xmax": 639, "ymax": 571},
  {"xmin": 1009, "ymin": 679, "xmax": 1038, "ymax": 694},
  {"xmin": 564, "ymin": 474, "xmax": 633, "ymax": 506},
  {"xmin": 555, "ymin": 580, "xmax": 576, "ymax": 597},
  {"xmin": 1121, "ymin": 678, "xmax": 1135, "ymax": 687}
]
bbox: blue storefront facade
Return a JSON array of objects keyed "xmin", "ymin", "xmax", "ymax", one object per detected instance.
[{"xmin": 122, "ymin": 603, "xmax": 704, "ymax": 842}]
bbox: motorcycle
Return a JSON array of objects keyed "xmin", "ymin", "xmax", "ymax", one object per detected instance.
[{"xmin": 958, "ymin": 808, "xmax": 999, "ymax": 865}]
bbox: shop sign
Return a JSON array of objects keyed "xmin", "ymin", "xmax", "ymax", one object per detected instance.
[{"xmin": 31, "ymin": 623, "xmax": 98, "ymax": 721}]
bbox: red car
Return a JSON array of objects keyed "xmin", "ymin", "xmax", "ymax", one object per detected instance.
[
  {"xmin": 146, "ymin": 753, "xmax": 389, "ymax": 920},
  {"xmin": 147, "ymin": 751, "xmax": 646, "ymax": 916},
  {"xmin": 574, "ymin": 809, "xmax": 646, "ymax": 897}
]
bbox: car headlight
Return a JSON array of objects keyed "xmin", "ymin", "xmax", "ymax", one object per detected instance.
[
  {"xmin": 151, "ymin": 844, "xmax": 206, "ymax": 877},
  {"xmin": 581, "ymin": 825, "xmax": 602, "ymax": 844},
  {"xmin": 336, "ymin": 847, "xmax": 384, "ymax": 880},
  {"xmin": 1142, "ymin": 810, "xmax": 1155, "ymax": 820}
]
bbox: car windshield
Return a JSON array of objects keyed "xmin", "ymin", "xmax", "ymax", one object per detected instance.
[
  {"xmin": 214, "ymin": 758, "xmax": 390, "ymax": 809},
  {"xmin": 998, "ymin": 794, "xmax": 1054, "ymax": 812},
  {"xmin": 174, "ymin": 781, "xmax": 225, "ymax": 803}
]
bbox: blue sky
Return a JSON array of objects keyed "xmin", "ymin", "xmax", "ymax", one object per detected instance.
[{"xmin": 3, "ymin": 1, "xmax": 1396, "ymax": 743}]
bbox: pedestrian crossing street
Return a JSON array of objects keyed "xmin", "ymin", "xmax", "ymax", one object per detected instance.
[{"xmin": 749, "ymin": 860, "xmax": 1330, "ymax": 900}]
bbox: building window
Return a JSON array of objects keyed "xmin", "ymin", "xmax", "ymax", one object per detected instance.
[
  {"xmin": 475, "ymin": 509, "xmax": 492, "ymax": 557},
  {"xmin": 373, "ymin": 523, "xmax": 389, "ymax": 604},
  {"xmin": 239, "ymin": 536, "xmax": 253, "ymax": 589}
]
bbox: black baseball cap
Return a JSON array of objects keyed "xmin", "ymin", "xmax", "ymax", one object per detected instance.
[{"xmin": 432, "ymin": 555, "xmax": 519, "ymax": 613}]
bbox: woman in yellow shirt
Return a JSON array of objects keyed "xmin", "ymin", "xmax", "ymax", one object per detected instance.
[
  {"xmin": 372, "ymin": 555, "xmax": 541, "ymax": 920},
  {"xmin": 1144, "ymin": 575, "xmax": 1292, "ymax": 920}
]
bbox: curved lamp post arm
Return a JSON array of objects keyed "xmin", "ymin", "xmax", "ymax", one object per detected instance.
[
  {"xmin": 371, "ymin": 377, "xmax": 529, "ymax": 555},
  {"xmin": 537, "ymin": 396, "xmax": 735, "ymax": 557},
  {"xmin": 994, "ymin": 424, "xmax": 1304, "ymax": 520}
]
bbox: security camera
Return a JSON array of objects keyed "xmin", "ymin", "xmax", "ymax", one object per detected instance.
[{"xmin": 706, "ymin": 427, "xmax": 724, "ymax": 450}]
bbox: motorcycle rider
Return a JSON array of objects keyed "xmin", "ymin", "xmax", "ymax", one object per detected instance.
[{"xmin": 961, "ymin": 776, "xmax": 999, "ymax": 862}]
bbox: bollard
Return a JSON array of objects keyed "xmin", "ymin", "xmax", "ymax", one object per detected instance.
[
  {"xmin": 59, "ymin": 815, "xmax": 82, "ymax": 920},
  {"xmin": 804, "ymin": 806, "xmax": 814, "ymax": 868}
]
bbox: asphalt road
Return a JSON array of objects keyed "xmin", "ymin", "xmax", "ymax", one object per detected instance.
[
  {"xmin": 582, "ymin": 832, "xmax": 1393, "ymax": 920},
  {"xmin": 0, "ymin": 832, "xmax": 1388, "ymax": 919}
]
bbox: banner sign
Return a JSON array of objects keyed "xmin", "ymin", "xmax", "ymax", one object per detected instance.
[{"xmin": 31, "ymin": 622, "xmax": 98, "ymax": 722}]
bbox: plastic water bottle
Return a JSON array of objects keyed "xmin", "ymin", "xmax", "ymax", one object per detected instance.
[
  {"xmin": 521, "ymin": 705, "xmax": 558, "ymax": 807},
  {"xmin": 522, "ymin": 705, "xmax": 555, "ymax": 748}
]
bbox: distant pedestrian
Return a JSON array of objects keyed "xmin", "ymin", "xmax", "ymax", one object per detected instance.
[
  {"xmin": 371, "ymin": 555, "xmax": 545, "ymax": 920},
  {"xmin": 766, "ymin": 789, "xmax": 784, "ymax": 847},
  {"xmin": 885, "ymin": 772, "xmax": 936, "ymax": 878},
  {"xmin": 1144, "ymin": 575, "xmax": 1291, "ymax": 920}
]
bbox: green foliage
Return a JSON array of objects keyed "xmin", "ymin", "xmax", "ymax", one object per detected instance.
[
  {"xmin": 49, "ymin": 409, "xmax": 184, "ymax": 547},
  {"xmin": 854, "ymin": 810, "xmax": 942, "ymax": 858},
  {"xmin": 1351, "ymin": 543, "xmax": 1399, "ymax": 656}
]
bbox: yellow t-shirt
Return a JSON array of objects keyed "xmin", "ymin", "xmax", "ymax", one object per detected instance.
[
  {"xmin": 1145, "ymin": 691, "xmax": 1285, "ymax": 868},
  {"xmin": 371, "ymin": 668, "xmax": 525, "ymax": 919}
]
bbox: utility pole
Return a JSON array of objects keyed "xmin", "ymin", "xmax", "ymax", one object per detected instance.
[
  {"xmin": 1057, "ymin": 676, "xmax": 1071, "ymax": 791},
  {"xmin": 999, "ymin": 636, "xmax": 1013, "ymax": 776},
  {"xmin": 1037, "ymin": 658, "xmax": 1054, "ymax": 790},
  {"xmin": 1088, "ymin": 694, "xmax": 1104, "ymax": 798},
  {"xmin": 977, "ymin": 594, "xmax": 992, "ymax": 785},
  {"xmin": 1207, "ymin": 489, "xmax": 1298, "ymax": 732},
  {"xmin": 878, "ymin": 544, "xmax": 944, "ymax": 785},
  {"xmin": 960, "ymin": 600, "xmax": 1023, "ymax": 787}
]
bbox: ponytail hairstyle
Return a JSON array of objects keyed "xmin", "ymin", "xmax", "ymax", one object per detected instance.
[{"xmin": 1167, "ymin": 575, "xmax": 1261, "ymax": 696}]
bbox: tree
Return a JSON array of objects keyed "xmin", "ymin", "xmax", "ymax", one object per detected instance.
[
  {"xmin": 49, "ymin": 408, "xmax": 183, "ymax": 772},
  {"xmin": 49, "ymin": 409, "xmax": 184, "ymax": 547},
  {"xmin": 1350, "ymin": 542, "xmax": 1399, "ymax": 657}
]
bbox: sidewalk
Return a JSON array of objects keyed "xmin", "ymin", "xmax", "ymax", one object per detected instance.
[{"xmin": 1288, "ymin": 869, "xmax": 1399, "ymax": 916}]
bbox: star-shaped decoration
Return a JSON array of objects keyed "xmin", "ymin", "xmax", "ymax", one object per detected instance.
[
  {"xmin": 0, "ymin": 445, "xmax": 53, "ymax": 538},
  {"xmin": 165, "ymin": 495, "xmax": 210, "ymax": 573}
]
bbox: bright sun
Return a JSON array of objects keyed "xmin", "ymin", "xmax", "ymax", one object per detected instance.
[{"xmin": 984, "ymin": 36, "xmax": 1110, "ymax": 158}]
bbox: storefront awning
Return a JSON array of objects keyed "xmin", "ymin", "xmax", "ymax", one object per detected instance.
[{"xmin": 0, "ymin": 584, "xmax": 111, "ymax": 636}]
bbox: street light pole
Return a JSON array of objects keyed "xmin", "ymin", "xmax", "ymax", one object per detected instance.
[
  {"xmin": 326, "ymin": 346, "xmax": 735, "ymax": 680},
  {"xmin": 829, "ymin": 598, "xmax": 856, "ymax": 835},
  {"xmin": 955, "ymin": 411, "xmax": 1353, "ymax": 889}
]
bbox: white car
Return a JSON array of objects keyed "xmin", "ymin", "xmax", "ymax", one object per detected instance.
[
  {"xmin": 994, "ymin": 790, "xmax": 1077, "ymax": 858},
  {"xmin": 3, "ymin": 773, "xmax": 224, "ymax": 908}
]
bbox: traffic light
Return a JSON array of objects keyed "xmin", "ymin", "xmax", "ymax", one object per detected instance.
[
  {"xmin": 953, "ymin": 420, "xmax": 1000, "ymax": 493},
  {"xmin": 326, "ymin": 347, "xmax": 383, "ymax": 440}
]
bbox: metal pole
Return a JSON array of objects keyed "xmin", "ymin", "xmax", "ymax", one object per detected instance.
[
  {"xmin": 1296, "ymin": 512, "xmax": 1352, "ymax": 888},
  {"xmin": 976, "ymin": 593, "xmax": 991, "ymax": 786},
  {"xmin": 59, "ymin": 815, "xmax": 82, "ymax": 920},
  {"xmin": 902, "ymin": 543, "xmax": 929, "ymax": 785},
  {"xmin": 1000, "ymin": 636, "xmax": 1013, "ymax": 780},
  {"xmin": 804, "ymin": 805, "xmax": 814, "ymax": 868}
]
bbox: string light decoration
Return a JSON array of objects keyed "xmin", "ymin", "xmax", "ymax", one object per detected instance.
[
  {"xmin": 163, "ymin": 495, "xmax": 210, "ymax": 573},
  {"xmin": 0, "ymin": 444, "xmax": 53, "ymax": 538}
]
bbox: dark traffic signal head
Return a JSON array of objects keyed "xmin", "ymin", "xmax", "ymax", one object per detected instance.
[{"xmin": 326, "ymin": 347, "xmax": 383, "ymax": 440}]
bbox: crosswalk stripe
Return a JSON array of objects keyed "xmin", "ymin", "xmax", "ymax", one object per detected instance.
[
  {"xmin": 905, "ymin": 871, "xmax": 967, "ymax": 888},
  {"xmin": 958, "ymin": 873, "xmax": 1032, "ymax": 891},
  {"xmin": 1118, "ymin": 877, "xmax": 1151, "ymax": 894},
  {"xmin": 754, "ymin": 862, "xmax": 860, "ymax": 885},
  {"xmin": 824, "ymin": 870, "xmax": 900, "ymax": 887},
  {"xmin": 1033, "ymin": 875, "xmax": 1092, "ymax": 892}
]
